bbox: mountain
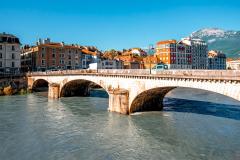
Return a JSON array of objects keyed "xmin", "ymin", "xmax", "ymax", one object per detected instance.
[{"xmin": 190, "ymin": 28, "xmax": 240, "ymax": 58}]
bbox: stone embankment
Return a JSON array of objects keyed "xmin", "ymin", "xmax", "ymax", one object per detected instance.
[{"xmin": 0, "ymin": 76, "xmax": 28, "ymax": 96}]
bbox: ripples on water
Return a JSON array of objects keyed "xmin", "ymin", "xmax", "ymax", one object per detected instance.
[{"xmin": 0, "ymin": 88, "xmax": 240, "ymax": 160}]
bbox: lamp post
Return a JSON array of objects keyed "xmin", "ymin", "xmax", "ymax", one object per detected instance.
[{"xmin": 149, "ymin": 58, "xmax": 152, "ymax": 74}]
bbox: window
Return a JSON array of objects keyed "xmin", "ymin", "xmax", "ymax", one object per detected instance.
[
  {"xmin": 60, "ymin": 59, "xmax": 64, "ymax": 64},
  {"xmin": 12, "ymin": 45, "xmax": 15, "ymax": 51},
  {"xmin": 12, "ymin": 53, "xmax": 15, "ymax": 59},
  {"xmin": 0, "ymin": 45, "xmax": 2, "ymax": 50},
  {"xmin": 12, "ymin": 62, "xmax": 15, "ymax": 67},
  {"xmin": 52, "ymin": 60, "xmax": 55, "ymax": 65},
  {"xmin": 0, "ymin": 61, "xmax": 2, "ymax": 67},
  {"xmin": 41, "ymin": 60, "xmax": 45, "ymax": 65},
  {"xmin": 41, "ymin": 53, "xmax": 45, "ymax": 58},
  {"xmin": 0, "ymin": 53, "xmax": 2, "ymax": 59},
  {"xmin": 68, "ymin": 55, "xmax": 71, "ymax": 59},
  {"xmin": 52, "ymin": 53, "xmax": 55, "ymax": 58},
  {"xmin": 68, "ymin": 61, "xmax": 71, "ymax": 65}
]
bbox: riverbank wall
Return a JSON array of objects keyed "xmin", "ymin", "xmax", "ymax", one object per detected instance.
[{"xmin": 0, "ymin": 75, "xmax": 28, "ymax": 96}]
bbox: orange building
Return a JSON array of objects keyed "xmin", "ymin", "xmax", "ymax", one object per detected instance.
[
  {"xmin": 115, "ymin": 54, "xmax": 143, "ymax": 69},
  {"xmin": 142, "ymin": 55, "xmax": 162, "ymax": 69},
  {"xmin": 155, "ymin": 39, "xmax": 192, "ymax": 69},
  {"xmin": 21, "ymin": 38, "xmax": 98, "ymax": 71},
  {"xmin": 155, "ymin": 40, "xmax": 177, "ymax": 65},
  {"xmin": 35, "ymin": 41, "xmax": 83, "ymax": 71}
]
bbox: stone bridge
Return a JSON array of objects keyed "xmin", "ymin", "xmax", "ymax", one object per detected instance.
[{"xmin": 27, "ymin": 69, "xmax": 240, "ymax": 114}]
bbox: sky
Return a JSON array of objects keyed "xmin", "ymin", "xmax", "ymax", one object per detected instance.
[{"xmin": 0, "ymin": 0, "xmax": 240, "ymax": 50}]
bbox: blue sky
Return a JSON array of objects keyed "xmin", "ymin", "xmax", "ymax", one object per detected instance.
[{"xmin": 0, "ymin": 0, "xmax": 240, "ymax": 50}]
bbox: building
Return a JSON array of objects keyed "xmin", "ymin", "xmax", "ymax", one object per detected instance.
[
  {"xmin": 115, "ymin": 54, "xmax": 142, "ymax": 69},
  {"xmin": 99, "ymin": 59, "xmax": 123, "ymax": 69},
  {"xmin": 227, "ymin": 59, "xmax": 240, "ymax": 70},
  {"xmin": 181, "ymin": 37, "xmax": 208, "ymax": 69},
  {"xmin": 81, "ymin": 47, "xmax": 99, "ymax": 69},
  {"xmin": 208, "ymin": 50, "xmax": 226, "ymax": 70},
  {"xmin": 142, "ymin": 55, "xmax": 161, "ymax": 69},
  {"xmin": 155, "ymin": 38, "xmax": 208, "ymax": 69},
  {"xmin": 89, "ymin": 59, "xmax": 123, "ymax": 69},
  {"xmin": 21, "ymin": 45, "xmax": 38, "ymax": 72},
  {"xmin": 21, "ymin": 38, "xmax": 86, "ymax": 71},
  {"xmin": 130, "ymin": 48, "xmax": 147, "ymax": 57},
  {"xmin": 0, "ymin": 33, "xmax": 21, "ymax": 73},
  {"xmin": 155, "ymin": 40, "xmax": 192, "ymax": 69}
]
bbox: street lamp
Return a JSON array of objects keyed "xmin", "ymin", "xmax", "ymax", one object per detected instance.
[{"xmin": 149, "ymin": 58, "xmax": 152, "ymax": 74}]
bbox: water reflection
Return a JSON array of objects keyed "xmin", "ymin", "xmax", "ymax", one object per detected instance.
[{"xmin": 164, "ymin": 97, "xmax": 240, "ymax": 120}]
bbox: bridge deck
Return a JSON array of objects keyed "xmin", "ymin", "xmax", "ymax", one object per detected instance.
[{"xmin": 27, "ymin": 69, "xmax": 240, "ymax": 81}]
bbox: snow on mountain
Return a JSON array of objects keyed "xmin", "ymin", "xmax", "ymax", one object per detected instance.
[
  {"xmin": 190, "ymin": 28, "xmax": 240, "ymax": 58},
  {"xmin": 191, "ymin": 28, "xmax": 239, "ymax": 39},
  {"xmin": 207, "ymin": 39, "xmax": 216, "ymax": 43}
]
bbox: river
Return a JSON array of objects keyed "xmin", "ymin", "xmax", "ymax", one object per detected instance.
[{"xmin": 0, "ymin": 88, "xmax": 240, "ymax": 160}]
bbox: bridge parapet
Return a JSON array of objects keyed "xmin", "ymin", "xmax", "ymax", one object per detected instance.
[{"xmin": 27, "ymin": 69, "xmax": 240, "ymax": 81}]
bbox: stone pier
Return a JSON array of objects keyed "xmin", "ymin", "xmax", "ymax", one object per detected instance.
[
  {"xmin": 108, "ymin": 89, "xmax": 129, "ymax": 114},
  {"xmin": 48, "ymin": 83, "xmax": 60, "ymax": 99}
]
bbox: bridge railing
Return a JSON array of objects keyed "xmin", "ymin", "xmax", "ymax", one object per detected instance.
[{"xmin": 27, "ymin": 69, "xmax": 240, "ymax": 81}]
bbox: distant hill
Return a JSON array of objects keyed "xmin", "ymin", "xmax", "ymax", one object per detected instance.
[{"xmin": 190, "ymin": 28, "xmax": 240, "ymax": 58}]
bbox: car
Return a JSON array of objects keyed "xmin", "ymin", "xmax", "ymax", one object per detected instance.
[{"xmin": 151, "ymin": 63, "xmax": 168, "ymax": 74}]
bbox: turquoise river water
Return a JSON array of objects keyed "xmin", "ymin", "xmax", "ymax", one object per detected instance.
[{"xmin": 0, "ymin": 88, "xmax": 240, "ymax": 160}]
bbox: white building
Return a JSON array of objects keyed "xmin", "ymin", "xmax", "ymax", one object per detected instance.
[
  {"xmin": 227, "ymin": 59, "xmax": 240, "ymax": 70},
  {"xmin": 99, "ymin": 59, "xmax": 123, "ymax": 69},
  {"xmin": 208, "ymin": 50, "xmax": 226, "ymax": 70},
  {"xmin": 181, "ymin": 37, "xmax": 208, "ymax": 69},
  {"xmin": 89, "ymin": 59, "xmax": 123, "ymax": 69},
  {"xmin": 0, "ymin": 33, "xmax": 21, "ymax": 73}
]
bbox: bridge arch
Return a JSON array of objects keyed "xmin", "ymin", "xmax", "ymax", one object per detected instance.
[
  {"xmin": 130, "ymin": 87, "xmax": 176, "ymax": 113},
  {"xmin": 60, "ymin": 79, "xmax": 109, "ymax": 97},
  {"xmin": 129, "ymin": 83, "xmax": 240, "ymax": 114},
  {"xmin": 32, "ymin": 79, "xmax": 49, "ymax": 92}
]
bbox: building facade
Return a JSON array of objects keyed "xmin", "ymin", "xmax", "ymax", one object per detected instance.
[
  {"xmin": 155, "ymin": 38, "xmax": 208, "ymax": 69},
  {"xmin": 208, "ymin": 50, "xmax": 226, "ymax": 70},
  {"xmin": 227, "ymin": 59, "xmax": 240, "ymax": 70},
  {"xmin": 21, "ymin": 45, "xmax": 38, "ymax": 72},
  {"xmin": 21, "ymin": 39, "xmax": 86, "ymax": 71},
  {"xmin": 0, "ymin": 33, "xmax": 21, "ymax": 73},
  {"xmin": 155, "ymin": 40, "xmax": 192, "ymax": 69},
  {"xmin": 99, "ymin": 59, "xmax": 123, "ymax": 69},
  {"xmin": 181, "ymin": 37, "xmax": 208, "ymax": 69}
]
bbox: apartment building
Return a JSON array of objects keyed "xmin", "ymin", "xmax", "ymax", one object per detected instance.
[
  {"xmin": 0, "ymin": 33, "xmax": 21, "ymax": 73},
  {"xmin": 226, "ymin": 59, "xmax": 240, "ymax": 70},
  {"xmin": 208, "ymin": 50, "xmax": 226, "ymax": 70},
  {"xmin": 155, "ymin": 40, "xmax": 192, "ymax": 69},
  {"xmin": 181, "ymin": 37, "xmax": 208, "ymax": 69},
  {"xmin": 21, "ymin": 38, "xmax": 85, "ymax": 71}
]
